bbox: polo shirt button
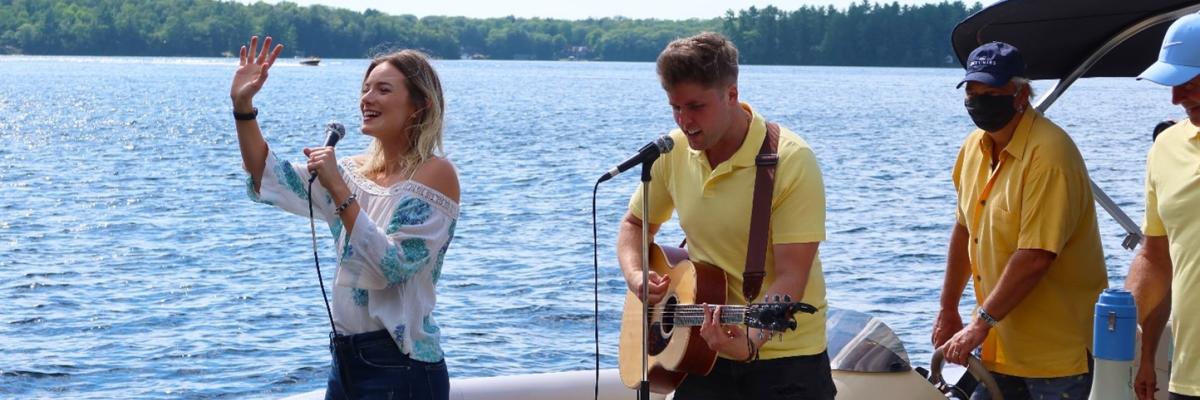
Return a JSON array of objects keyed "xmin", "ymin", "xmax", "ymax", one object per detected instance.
[{"xmin": 973, "ymin": 238, "xmax": 979, "ymax": 244}]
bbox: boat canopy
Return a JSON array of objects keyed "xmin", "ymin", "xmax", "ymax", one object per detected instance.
[
  {"xmin": 952, "ymin": 0, "xmax": 1200, "ymax": 80},
  {"xmin": 950, "ymin": 0, "xmax": 1200, "ymax": 250}
]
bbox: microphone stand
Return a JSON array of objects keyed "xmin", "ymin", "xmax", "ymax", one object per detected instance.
[{"xmin": 638, "ymin": 158, "xmax": 653, "ymax": 400}]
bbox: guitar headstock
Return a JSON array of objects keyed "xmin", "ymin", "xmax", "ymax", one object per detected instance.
[{"xmin": 744, "ymin": 295, "xmax": 817, "ymax": 332}]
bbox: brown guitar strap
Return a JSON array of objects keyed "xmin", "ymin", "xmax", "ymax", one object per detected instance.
[
  {"xmin": 676, "ymin": 123, "xmax": 779, "ymax": 302},
  {"xmin": 743, "ymin": 122, "xmax": 779, "ymax": 302}
]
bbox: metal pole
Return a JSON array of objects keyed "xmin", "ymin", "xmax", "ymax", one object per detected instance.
[{"xmin": 639, "ymin": 161, "xmax": 653, "ymax": 400}]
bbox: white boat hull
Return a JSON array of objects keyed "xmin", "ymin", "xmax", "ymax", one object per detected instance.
[
  {"xmin": 281, "ymin": 368, "xmax": 950, "ymax": 400},
  {"xmin": 282, "ymin": 309, "xmax": 959, "ymax": 399},
  {"xmin": 280, "ymin": 368, "xmax": 657, "ymax": 400}
]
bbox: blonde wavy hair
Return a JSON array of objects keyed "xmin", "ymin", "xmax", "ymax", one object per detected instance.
[{"xmin": 359, "ymin": 49, "xmax": 446, "ymax": 178}]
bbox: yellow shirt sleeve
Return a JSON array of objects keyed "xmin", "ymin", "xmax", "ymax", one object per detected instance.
[
  {"xmin": 952, "ymin": 141, "xmax": 968, "ymax": 226},
  {"xmin": 771, "ymin": 146, "xmax": 826, "ymax": 244},
  {"xmin": 1142, "ymin": 150, "xmax": 1166, "ymax": 236},
  {"xmin": 627, "ymin": 153, "xmax": 675, "ymax": 225}
]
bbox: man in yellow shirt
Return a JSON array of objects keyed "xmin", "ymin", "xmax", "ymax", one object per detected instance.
[
  {"xmin": 615, "ymin": 32, "xmax": 834, "ymax": 399},
  {"xmin": 932, "ymin": 41, "xmax": 1107, "ymax": 399},
  {"xmin": 1128, "ymin": 12, "xmax": 1200, "ymax": 400}
]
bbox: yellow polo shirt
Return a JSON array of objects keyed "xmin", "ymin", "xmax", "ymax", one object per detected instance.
[
  {"xmin": 1143, "ymin": 119, "xmax": 1200, "ymax": 396},
  {"xmin": 628, "ymin": 103, "xmax": 828, "ymax": 359},
  {"xmin": 951, "ymin": 109, "xmax": 1107, "ymax": 377}
]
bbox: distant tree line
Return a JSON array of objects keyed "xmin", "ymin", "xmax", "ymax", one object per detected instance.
[
  {"xmin": 723, "ymin": 1, "xmax": 981, "ymax": 66},
  {"xmin": 0, "ymin": 0, "xmax": 981, "ymax": 66}
]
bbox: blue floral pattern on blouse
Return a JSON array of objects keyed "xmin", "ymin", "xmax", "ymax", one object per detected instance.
[
  {"xmin": 246, "ymin": 176, "xmax": 273, "ymax": 205},
  {"xmin": 393, "ymin": 324, "xmax": 407, "ymax": 352},
  {"xmin": 275, "ymin": 156, "xmax": 308, "ymax": 201},
  {"xmin": 380, "ymin": 238, "xmax": 429, "ymax": 285},
  {"xmin": 432, "ymin": 220, "xmax": 456, "ymax": 284},
  {"xmin": 329, "ymin": 218, "xmax": 343, "ymax": 239},
  {"xmin": 341, "ymin": 238, "xmax": 353, "ymax": 261},
  {"xmin": 412, "ymin": 315, "xmax": 443, "ymax": 361},
  {"xmin": 248, "ymin": 152, "xmax": 458, "ymax": 364},
  {"xmin": 386, "ymin": 197, "xmax": 432, "ymax": 234},
  {"xmin": 352, "ymin": 288, "xmax": 368, "ymax": 307}
]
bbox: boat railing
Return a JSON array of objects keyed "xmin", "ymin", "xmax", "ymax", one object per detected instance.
[{"xmin": 1034, "ymin": 3, "xmax": 1200, "ymax": 250}]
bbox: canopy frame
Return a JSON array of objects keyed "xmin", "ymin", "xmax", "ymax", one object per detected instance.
[{"xmin": 955, "ymin": 1, "xmax": 1200, "ymax": 250}]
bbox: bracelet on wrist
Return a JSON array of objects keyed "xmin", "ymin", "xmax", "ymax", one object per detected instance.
[
  {"xmin": 335, "ymin": 193, "xmax": 357, "ymax": 215},
  {"xmin": 741, "ymin": 336, "xmax": 760, "ymax": 363},
  {"xmin": 233, "ymin": 107, "xmax": 258, "ymax": 121},
  {"xmin": 977, "ymin": 307, "xmax": 999, "ymax": 327}
]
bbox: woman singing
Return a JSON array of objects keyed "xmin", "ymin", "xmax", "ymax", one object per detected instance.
[{"xmin": 230, "ymin": 35, "xmax": 458, "ymax": 400}]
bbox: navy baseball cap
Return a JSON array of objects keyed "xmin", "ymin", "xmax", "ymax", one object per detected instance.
[{"xmin": 958, "ymin": 41, "xmax": 1026, "ymax": 88}]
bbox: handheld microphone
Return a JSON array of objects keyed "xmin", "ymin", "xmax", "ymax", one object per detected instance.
[
  {"xmin": 308, "ymin": 122, "xmax": 346, "ymax": 184},
  {"xmin": 597, "ymin": 135, "xmax": 674, "ymax": 183}
]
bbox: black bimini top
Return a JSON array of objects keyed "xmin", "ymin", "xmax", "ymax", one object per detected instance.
[{"xmin": 952, "ymin": 0, "xmax": 1200, "ymax": 79}]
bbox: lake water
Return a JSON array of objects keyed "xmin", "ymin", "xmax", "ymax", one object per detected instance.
[{"xmin": 0, "ymin": 55, "xmax": 1182, "ymax": 398}]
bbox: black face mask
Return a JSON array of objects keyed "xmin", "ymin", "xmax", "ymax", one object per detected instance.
[{"xmin": 965, "ymin": 94, "xmax": 1017, "ymax": 132}]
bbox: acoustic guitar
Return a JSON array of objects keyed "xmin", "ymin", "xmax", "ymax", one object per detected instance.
[{"xmin": 617, "ymin": 243, "xmax": 816, "ymax": 393}]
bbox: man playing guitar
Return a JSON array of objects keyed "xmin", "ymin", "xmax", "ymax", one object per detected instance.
[{"xmin": 615, "ymin": 32, "xmax": 835, "ymax": 399}]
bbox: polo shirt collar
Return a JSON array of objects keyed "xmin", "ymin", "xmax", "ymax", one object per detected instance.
[
  {"xmin": 688, "ymin": 102, "xmax": 767, "ymax": 169},
  {"xmin": 1185, "ymin": 119, "xmax": 1200, "ymax": 139},
  {"xmin": 980, "ymin": 107, "xmax": 1039, "ymax": 161}
]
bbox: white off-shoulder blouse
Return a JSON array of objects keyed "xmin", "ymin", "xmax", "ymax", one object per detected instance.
[{"xmin": 247, "ymin": 148, "xmax": 458, "ymax": 363}]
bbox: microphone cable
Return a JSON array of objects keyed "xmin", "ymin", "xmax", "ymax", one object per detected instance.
[
  {"xmin": 308, "ymin": 180, "xmax": 338, "ymax": 335},
  {"xmin": 591, "ymin": 180, "xmax": 602, "ymax": 400}
]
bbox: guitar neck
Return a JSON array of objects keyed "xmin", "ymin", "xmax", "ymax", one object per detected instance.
[{"xmin": 666, "ymin": 304, "xmax": 747, "ymax": 326}]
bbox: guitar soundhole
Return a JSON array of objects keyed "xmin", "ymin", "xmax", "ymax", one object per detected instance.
[
  {"xmin": 648, "ymin": 321, "xmax": 668, "ymax": 355},
  {"xmin": 662, "ymin": 296, "xmax": 678, "ymax": 335},
  {"xmin": 646, "ymin": 296, "xmax": 678, "ymax": 356}
]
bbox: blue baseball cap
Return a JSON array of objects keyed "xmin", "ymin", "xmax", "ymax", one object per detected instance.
[
  {"xmin": 958, "ymin": 42, "xmax": 1026, "ymax": 88},
  {"xmin": 1139, "ymin": 12, "xmax": 1200, "ymax": 86}
]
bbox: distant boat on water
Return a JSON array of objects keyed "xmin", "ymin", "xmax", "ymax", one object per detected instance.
[{"xmin": 299, "ymin": 56, "xmax": 320, "ymax": 66}]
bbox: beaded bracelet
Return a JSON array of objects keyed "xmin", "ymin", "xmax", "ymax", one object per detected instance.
[
  {"xmin": 741, "ymin": 337, "xmax": 760, "ymax": 363},
  {"xmin": 335, "ymin": 194, "xmax": 357, "ymax": 215}
]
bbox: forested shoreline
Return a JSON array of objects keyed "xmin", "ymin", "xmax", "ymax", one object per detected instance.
[{"xmin": 0, "ymin": 0, "xmax": 981, "ymax": 66}]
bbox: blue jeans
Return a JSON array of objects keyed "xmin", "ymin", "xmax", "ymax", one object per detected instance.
[
  {"xmin": 969, "ymin": 371, "xmax": 1092, "ymax": 400},
  {"xmin": 325, "ymin": 330, "xmax": 449, "ymax": 400}
]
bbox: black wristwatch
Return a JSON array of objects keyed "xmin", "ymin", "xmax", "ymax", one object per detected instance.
[{"xmin": 233, "ymin": 107, "xmax": 258, "ymax": 121}]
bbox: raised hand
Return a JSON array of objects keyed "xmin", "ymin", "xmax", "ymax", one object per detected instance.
[{"xmin": 230, "ymin": 35, "xmax": 284, "ymax": 108}]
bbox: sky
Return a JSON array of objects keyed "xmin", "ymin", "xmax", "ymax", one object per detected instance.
[{"xmin": 253, "ymin": 0, "xmax": 996, "ymax": 20}]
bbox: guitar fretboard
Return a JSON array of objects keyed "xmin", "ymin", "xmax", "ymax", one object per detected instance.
[{"xmin": 659, "ymin": 304, "xmax": 748, "ymax": 326}]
